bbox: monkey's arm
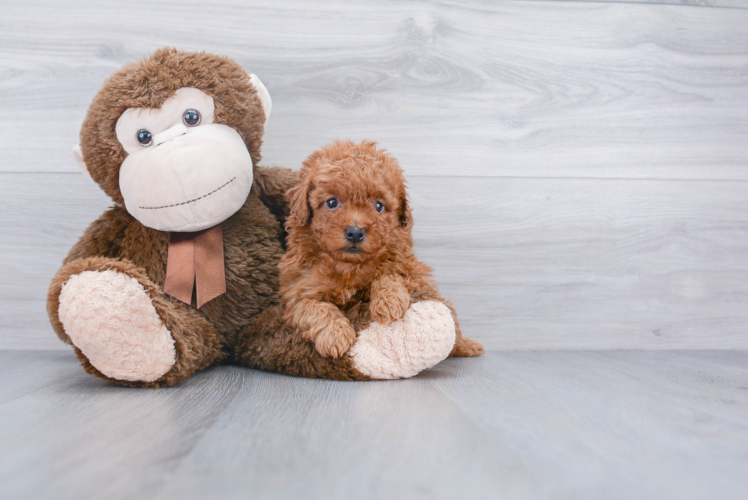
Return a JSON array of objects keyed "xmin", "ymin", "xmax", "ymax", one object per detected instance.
[
  {"xmin": 63, "ymin": 206, "xmax": 131, "ymax": 264},
  {"xmin": 252, "ymin": 165, "xmax": 298, "ymax": 226}
]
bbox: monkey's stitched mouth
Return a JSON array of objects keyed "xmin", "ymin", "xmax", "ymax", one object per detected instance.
[{"xmin": 138, "ymin": 177, "xmax": 236, "ymax": 210}]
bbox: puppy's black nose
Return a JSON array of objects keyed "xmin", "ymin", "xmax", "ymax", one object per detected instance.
[{"xmin": 345, "ymin": 226, "xmax": 365, "ymax": 244}]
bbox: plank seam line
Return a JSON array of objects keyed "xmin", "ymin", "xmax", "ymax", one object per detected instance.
[
  {"xmin": 525, "ymin": 0, "xmax": 748, "ymax": 11},
  {"xmin": 6, "ymin": 171, "xmax": 748, "ymax": 184},
  {"xmin": 406, "ymin": 174, "xmax": 748, "ymax": 183}
]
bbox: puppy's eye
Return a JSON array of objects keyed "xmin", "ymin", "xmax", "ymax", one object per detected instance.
[
  {"xmin": 326, "ymin": 198, "xmax": 339, "ymax": 210},
  {"xmin": 137, "ymin": 129, "xmax": 153, "ymax": 146},
  {"xmin": 374, "ymin": 201, "xmax": 384, "ymax": 213},
  {"xmin": 182, "ymin": 109, "xmax": 201, "ymax": 127}
]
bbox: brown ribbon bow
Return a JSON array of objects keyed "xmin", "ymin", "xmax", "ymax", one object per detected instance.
[{"xmin": 163, "ymin": 225, "xmax": 226, "ymax": 308}]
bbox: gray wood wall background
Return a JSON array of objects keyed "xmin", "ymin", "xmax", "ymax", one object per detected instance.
[{"xmin": 1, "ymin": 0, "xmax": 747, "ymax": 351}]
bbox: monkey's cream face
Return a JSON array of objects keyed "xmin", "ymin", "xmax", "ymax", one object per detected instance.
[{"xmin": 115, "ymin": 88, "xmax": 254, "ymax": 232}]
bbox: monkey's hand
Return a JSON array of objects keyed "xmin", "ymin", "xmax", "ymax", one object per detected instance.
[{"xmin": 370, "ymin": 274, "xmax": 411, "ymax": 325}]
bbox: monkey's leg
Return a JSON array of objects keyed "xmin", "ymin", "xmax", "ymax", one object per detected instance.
[
  {"xmin": 235, "ymin": 300, "xmax": 457, "ymax": 380},
  {"xmin": 48, "ymin": 257, "xmax": 226, "ymax": 388},
  {"xmin": 411, "ymin": 288, "xmax": 485, "ymax": 358}
]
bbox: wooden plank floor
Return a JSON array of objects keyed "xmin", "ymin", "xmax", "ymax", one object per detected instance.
[{"xmin": 1, "ymin": 350, "xmax": 747, "ymax": 500}]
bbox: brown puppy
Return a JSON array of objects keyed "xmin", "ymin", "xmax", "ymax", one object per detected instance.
[{"xmin": 280, "ymin": 139, "xmax": 484, "ymax": 359}]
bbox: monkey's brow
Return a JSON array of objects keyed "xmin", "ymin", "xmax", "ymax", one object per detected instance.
[{"xmin": 138, "ymin": 177, "xmax": 236, "ymax": 210}]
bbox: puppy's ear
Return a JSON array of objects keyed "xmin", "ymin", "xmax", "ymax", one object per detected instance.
[
  {"xmin": 287, "ymin": 173, "xmax": 313, "ymax": 227},
  {"xmin": 399, "ymin": 192, "xmax": 412, "ymax": 229}
]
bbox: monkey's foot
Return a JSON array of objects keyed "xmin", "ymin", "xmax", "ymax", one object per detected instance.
[
  {"xmin": 349, "ymin": 300, "xmax": 455, "ymax": 379},
  {"xmin": 58, "ymin": 270, "xmax": 176, "ymax": 382}
]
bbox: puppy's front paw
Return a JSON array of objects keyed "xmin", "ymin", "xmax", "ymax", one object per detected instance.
[
  {"xmin": 370, "ymin": 293, "xmax": 410, "ymax": 325},
  {"xmin": 370, "ymin": 276, "xmax": 410, "ymax": 325},
  {"xmin": 369, "ymin": 274, "xmax": 410, "ymax": 325},
  {"xmin": 313, "ymin": 319, "xmax": 357, "ymax": 358}
]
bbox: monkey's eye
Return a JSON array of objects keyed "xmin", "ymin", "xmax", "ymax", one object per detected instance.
[
  {"xmin": 374, "ymin": 201, "xmax": 384, "ymax": 213},
  {"xmin": 326, "ymin": 198, "xmax": 339, "ymax": 210},
  {"xmin": 182, "ymin": 109, "xmax": 201, "ymax": 127},
  {"xmin": 136, "ymin": 129, "xmax": 153, "ymax": 146}
]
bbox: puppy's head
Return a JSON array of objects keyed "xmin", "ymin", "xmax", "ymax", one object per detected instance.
[{"xmin": 287, "ymin": 140, "xmax": 411, "ymax": 263}]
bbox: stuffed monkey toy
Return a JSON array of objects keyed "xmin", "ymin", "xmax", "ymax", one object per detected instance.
[{"xmin": 48, "ymin": 48, "xmax": 457, "ymax": 387}]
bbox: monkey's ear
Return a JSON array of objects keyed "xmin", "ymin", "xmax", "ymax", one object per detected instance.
[
  {"xmin": 248, "ymin": 74, "xmax": 272, "ymax": 123},
  {"xmin": 72, "ymin": 145, "xmax": 93, "ymax": 180},
  {"xmin": 286, "ymin": 175, "xmax": 312, "ymax": 228}
]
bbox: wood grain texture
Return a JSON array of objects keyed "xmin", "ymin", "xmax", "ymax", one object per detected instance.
[
  {"xmin": 3, "ymin": 4, "xmax": 748, "ymax": 500},
  {"xmin": 2, "ymin": 350, "xmax": 747, "ymax": 500},
  {"xmin": 2, "ymin": 0, "xmax": 747, "ymax": 351},
  {"xmin": 412, "ymin": 176, "xmax": 748, "ymax": 349},
  {"xmin": 3, "ymin": 173, "xmax": 747, "ymax": 350},
  {"xmin": 1, "ymin": 0, "xmax": 747, "ymax": 179},
  {"xmin": 579, "ymin": 0, "xmax": 748, "ymax": 7}
]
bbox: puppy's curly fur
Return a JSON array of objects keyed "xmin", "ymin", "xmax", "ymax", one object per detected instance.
[{"xmin": 280, "ymin": 139, "xmax": 484, "ymax": 359}]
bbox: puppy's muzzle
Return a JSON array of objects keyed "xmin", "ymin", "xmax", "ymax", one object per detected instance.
[{"xmin": 344, "ymin": 226, "xmax": 365, "ymax": 244}]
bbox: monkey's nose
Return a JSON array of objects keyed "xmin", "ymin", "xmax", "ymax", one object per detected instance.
[
  {"xmin": 344, "ymin": 226, "xmax": 365, "ymax": 244},
  {"xmin": 153, "ymin": 123, "xmax": 188, "ymax": 147}
]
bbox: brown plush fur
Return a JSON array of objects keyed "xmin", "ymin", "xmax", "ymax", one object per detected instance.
[
  {"xmin": 48, "ymin": 49, "xmax": 372, "ymax": 387},
  {"xmin": 279, "ymin": 140, "xmax": 484, "ymax": 359},
  {"xmin": 234, "ymin": 305, "xmax": 371, "ymax": 381}
]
